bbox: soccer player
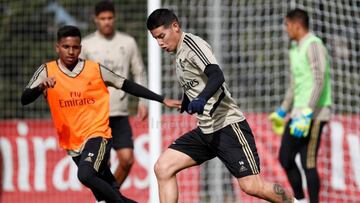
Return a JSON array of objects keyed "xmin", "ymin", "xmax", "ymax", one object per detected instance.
[
  {"xmin": 269, "ymin": 9, "xmax": 332, "ymax": 203},
  {"xmin": 146, "ymin": 8, "xmax": 299, "ymax": 203},
  {"xmin": 21, "ymin": 25, "xmax": 180, "ymax": 203},
  {"xmin": 80, "ymin": 1, "xmax": 147, "ymax": 188}
]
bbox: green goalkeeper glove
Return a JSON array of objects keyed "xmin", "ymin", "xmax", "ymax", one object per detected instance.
[
  {"xmin": 268, "ymin": 108, "xmax": 286, "ymax": 136},
  {"xmin": 290, "ymin": 108, "xmax": 313, "ymax": 138}
]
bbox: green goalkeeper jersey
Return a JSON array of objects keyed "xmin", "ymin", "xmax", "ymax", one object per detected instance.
[{"xmin": 289, "ymin": 34, "xmax": 332, "ymax": 108}]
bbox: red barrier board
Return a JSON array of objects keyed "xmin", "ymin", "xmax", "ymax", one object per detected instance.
[{"xmin": 0, "ymin": 114, "xmax": 359, "ymax": 203}]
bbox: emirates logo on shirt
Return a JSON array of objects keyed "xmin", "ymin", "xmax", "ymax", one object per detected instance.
[
  {"xmin": 58, "ymin": 91, "xmax": 95, "ymax": 108},
  {"xmin": 59, "ymin": 98, "xmax": 95, "ymax": 108}
]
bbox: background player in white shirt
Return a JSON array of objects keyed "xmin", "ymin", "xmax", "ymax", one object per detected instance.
[{"xmin": 81, "ymin": 1, "xmax": 147, "ymax": 188}]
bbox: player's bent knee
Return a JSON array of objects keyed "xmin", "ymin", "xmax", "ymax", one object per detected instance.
[
  {"xmin": 117, "ymin": 149, "xmax": 134, "ymax": 161},
  {"xmin": 119, "ymin": 156, "xmax": 134, "ymax": 170},
  {"xmin": 77, "ymin": 165, "xmax": 96, "ymax": 186},
  {"xmin": 153, "ymin": 161, "xmax": 165, "ymax": 178},
  {"xmin": 154, "ymin": 160, "xmax": 172, "ymax": 180}
]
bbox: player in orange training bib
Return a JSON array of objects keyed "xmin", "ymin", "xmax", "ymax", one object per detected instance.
[{"xmin": 21, "ymin": 25, "xmax": 180, "ymax": 203}]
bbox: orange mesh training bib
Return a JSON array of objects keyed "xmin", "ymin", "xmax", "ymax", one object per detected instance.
[{"xmin": 46, "ymin": 60, "xmax": 111, "ymax": 150}]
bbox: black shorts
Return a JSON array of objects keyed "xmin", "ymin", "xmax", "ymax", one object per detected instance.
[
  {"xmin": 73, "ymin": 137, "xmax": 112, "ymax": 173},
  {"xmin": 109, "ymin": 116, "xmax": 134, "ymax": 150},
  {"xmin": 170, "ymin": 120, "xmax": 260, "ymax": 178}
]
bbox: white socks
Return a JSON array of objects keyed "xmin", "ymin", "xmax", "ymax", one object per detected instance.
[{"xmin": 293, "ymin": 198, "xmax": 307, "ymax": 203}]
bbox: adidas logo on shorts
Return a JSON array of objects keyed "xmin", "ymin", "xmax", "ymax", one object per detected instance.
[
  {"xmin": 85, "ymin": 156, "xmax": 92, "ymax": 162},
  {"xmin": 85, "ymin": 152, "xmax": 94, "ymax": 162},
  {"xmin": 239, "ymin": 165, "xmax": 247, "ymax": 172},
  {"xmin": 239, "ymin": 161, "xmax": 247, "ymax": 172}
]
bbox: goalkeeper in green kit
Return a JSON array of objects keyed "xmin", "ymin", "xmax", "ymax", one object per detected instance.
[{"xmin": 268, "ymin": 9, "xmax": 332, "ymax": 203}]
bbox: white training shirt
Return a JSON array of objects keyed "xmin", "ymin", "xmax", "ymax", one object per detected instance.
[{"xmin": 80, "ymin": 31, "xmax": 147, "ymax": 116}]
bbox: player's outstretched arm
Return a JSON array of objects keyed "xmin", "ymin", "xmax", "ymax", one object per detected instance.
[
  {"xmin": 21, "ymin": 77, "xmax": 56, "ymax": 105},
  {"xmin": 121, "ymin": 79, "xmax": 180, "ymax": 108},
  {"xmin": 163, "ymin": 98, "xmax": 181, "ymax": 109}
]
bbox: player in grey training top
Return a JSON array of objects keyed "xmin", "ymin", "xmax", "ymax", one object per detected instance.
[
  {"xmin": 176, "ymin": 32, "xmax": 245, "ymax": 133},
  {"xmin": 147, "ymin": 8, "xmax": 299, "ymax": 203},
  {"xmin": 80, "ymin": 1, "xmax": 147, "ymax": 188}
]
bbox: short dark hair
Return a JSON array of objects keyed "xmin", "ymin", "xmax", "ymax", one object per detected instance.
[
  {"xmin": 146, "ymin": 8, "xmax": 179, "ymax": 30},
  {"xmin": 95, "ymin": 1, "xmax": 115, "ymax": 16},
  {"xmin": 286, "ymin": 8, "xmax": 309, "ymax": 29},
  {"xmin": 57, "ymin": 25, "xmax": 81, "ymax": 42}
]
